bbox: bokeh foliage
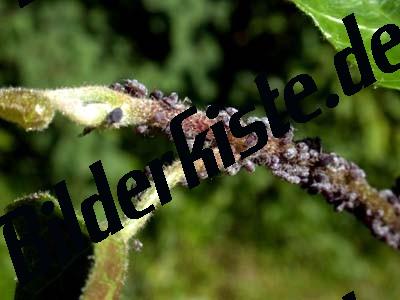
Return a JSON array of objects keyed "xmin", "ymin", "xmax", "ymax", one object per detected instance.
[{"xmin": 0, "ymin": 0, "xmax": 399, "ymax": 299}]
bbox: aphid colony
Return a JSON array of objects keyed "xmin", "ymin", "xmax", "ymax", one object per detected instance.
[{"xmin": 108, "ymin": 79, "xmax": 400, "ymax": 251}]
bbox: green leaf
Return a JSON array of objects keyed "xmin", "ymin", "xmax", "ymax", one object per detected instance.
[{"xmin": 291, "ymin": 0, "xmax": 400, "ymax": 90}]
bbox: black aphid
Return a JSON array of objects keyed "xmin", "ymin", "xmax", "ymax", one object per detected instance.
[
  {"xmin": 110, "ymin": 79, "xmax": 148, "ymax": 98},
  {"xmin": 106, "ymin": 107, "xmax": 123, "ymax": 125},
  {"xmin": 150, "ymin": 90, "xmax": 164, "ymax": 100},
  {"xmin": 161, "ymin": 92, "xmax": 180, "ymax": 108},
  {"xmin": 109, "ymin": 82, "xmax": 125, "ymax": 93},
  {"xmin": 123, "ymin": 79, "xmax": 148, "ymax": 98}
]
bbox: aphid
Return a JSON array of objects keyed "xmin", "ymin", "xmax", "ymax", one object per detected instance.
[
  {"xmin": 267, "ymin": 155, "xmax": 281, "ymax": 171},
  {"xmin": 309, "ymin": 149, "xmax": 319, "ymax": 160},
  {"xmin": 125, "ymin": 79, "xmax": 148, "ymax": 98},
  {"xmin": 242, "ymin": 160, "xmax": 256, "ymax": 173},
  {"xmin": 318, "ymin": 153, "xmax": 334, "ymax": 167},
  {"xmin": 206, "ymin": 104, "xmax": 236, "ymax": 168},
  {"xmin": 79, "ymin": 107, "xmax": 123, "ymax": 136},
  {"xmin": 299, "ymin": 137, "xmax": 322, "ymax": 152},
  {"xmin": 168, "ymin": 92, "xmax": 178, "ymax": 102},
  {"xmin": 244, "ymin": 133, "xmax": 258, "ymax": 148},
  {"xmin": 217, "ymin": 109, "xmax": 231, "ymax": 126},
  {"xmin": 299, "ymin": 151, "xmax": 310, "ymax": 161},
  {"xmin": 109, "ymin": 82, "xmax": 125, "ymax": 93},
  {"xmin": 106, "ymin": 107, "xmax": 123, "ymax": 125},
  {"xmin": 161, "ymin": 92, "xmax": 180, "ymax": 108},
  {"xmin": 135, "ymin": 125, "xmax": 149, "ymax": 135},
  {"xmin": 110, "ymin": 79, "xmax": 149, "ymax": 98},
  {"xmin": 380, "ymin": 189, "xmax": 400, "ymax": 205},
  {"xmin": 312, "ymin": 172, "xmax": 329, "ymax": 183},
  {"xmin": 284, "ymin": 147, "xmax": 297, "ymax": 160},
  {"xmin": 296, "ymin": 142, "xmax": 309, "ymax": 153},
  {"xmin": 226, "ymin": 163, "xmax": 241, "ymax": 176},
  {"xmin": 150, "ymin": 90, "xmax": 164, "ymax": 100},
  {"xmin": 225, "ymin": 107, "xmax": 238, "ymax": 116},
  {"xmin": 182, "ymin": 97, "xmax": 192, "ymax": 105},
  {"xmin": 348, "ymin": 163, "xmax": 366, "ymax": 180},
  {"xmin": 153, "ymin": 111, "xmax": 167, "ymax": 124}
]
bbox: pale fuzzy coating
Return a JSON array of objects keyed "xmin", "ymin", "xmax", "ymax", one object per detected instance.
[
  {"xmin": 80, "ymin": 236, "xmax": 128, "ymax": 300},
  {"xmin": 45, "ymin": 87, "xmax": 154, "ymax": 127},
  {"xmin": 0, "ymin": 86, "xmax": 160, "ymax": 131}
]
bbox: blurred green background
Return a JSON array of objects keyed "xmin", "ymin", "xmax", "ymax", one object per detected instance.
[{"xmin": 0, "ymin": 0, "xmax": 400, "ymax": 299}]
